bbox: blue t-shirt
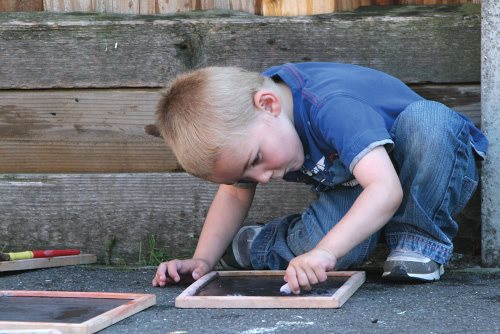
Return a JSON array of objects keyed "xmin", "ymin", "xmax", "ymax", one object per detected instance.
[{"xmin": 262, "ymin": 62, "xmax": 487, "ymax": 191}]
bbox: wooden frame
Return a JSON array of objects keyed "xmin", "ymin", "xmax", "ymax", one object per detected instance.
[
  {"xmin": 0, "ymin": 290, "xmax": 156, "ymax": 333},
  {"xmin": 0, "ymin": 254, "xmax": 97, "ymax": 272},
  {"xmin": 175, "ymin": 270, "xmax": 365, "ymax": 308}
]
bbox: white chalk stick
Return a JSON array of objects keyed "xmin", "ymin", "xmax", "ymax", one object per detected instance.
[{"xmin": 280, "ymin": 283, "xmax": 293, "ymax": 295}]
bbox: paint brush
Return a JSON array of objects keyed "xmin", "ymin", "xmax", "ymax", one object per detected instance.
[{"xmin": 0, "ymin": 249, "xmax": 80, "ymax": 261}]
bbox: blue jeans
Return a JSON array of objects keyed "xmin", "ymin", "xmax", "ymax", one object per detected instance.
[{"xmin": 250, "ymin": 100, "xmax": 479, "ymax": 269}]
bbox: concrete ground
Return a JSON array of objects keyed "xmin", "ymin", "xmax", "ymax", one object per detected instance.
[{"xmin": 1, "ymin": 265, "xmax": 499, "ymax": 334}]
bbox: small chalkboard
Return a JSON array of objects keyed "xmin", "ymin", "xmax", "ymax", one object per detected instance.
[
  {"xmin": 0, "ymin": 290, "xmax": 156, "ymax": 333},
  {"xmin": 0, "ymin": 254, "xmax": 97, "ymax": 272},
  {"xmin": 175, "ymin": 270, "xmax": 365, "ymax": 308}
]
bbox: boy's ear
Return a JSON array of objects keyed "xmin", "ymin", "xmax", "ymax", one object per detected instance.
[
  {"xmin": 253, "ymin": 89, "xmax": 281, "ymax": 117},
  {"xmin": 144, "ymin": 124, "xmax": 162, "ymax": 138}
]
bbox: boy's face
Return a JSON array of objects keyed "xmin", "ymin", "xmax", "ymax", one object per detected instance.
[{"xmin": 211, "ymin": 111, "xmax": 304, "ymax": 185}]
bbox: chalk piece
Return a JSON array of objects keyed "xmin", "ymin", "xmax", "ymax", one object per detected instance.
[{"xmin": 280, "ymin": 283, "xmax": 293, "ymax": 295}]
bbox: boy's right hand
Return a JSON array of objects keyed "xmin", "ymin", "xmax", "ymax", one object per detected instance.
[{"xmin": 152, "ymin": 258, "xmax": 211, "ymax": 287}]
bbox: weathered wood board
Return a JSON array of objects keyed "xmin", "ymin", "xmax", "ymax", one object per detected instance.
[
  {"xmin": 0, "ymin": 290, "xmax": 156, "ymax": 333},
  {"xmin": 0, "ymin": 89, "xmax": 178, "ymax": 173},
  {"xmin": 0, "ymin": 174, "xmax": 317, "ymax": 264},
  {"xmin": 176, "ymin": 270, "xmax": 365, "ymax": 308},
  {"xmin": 0, "ymin": 5, "xmax": 483, "ymax": 263},
  {"xmin": 0, "ymin": 172, "xmax": 481, "ymax": 263},
  {"xmin": 0, "ymin": 85, "xmax": 480, "ymax": 173},
  {"xmin": 0, "ymin": 254, "xmax": 97, "ymax": 272},
  {"xmin": 0, "ymin": 6, "xmax": 480, "ymax": 89}
]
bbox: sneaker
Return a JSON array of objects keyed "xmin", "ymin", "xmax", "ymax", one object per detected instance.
[
  {"xmin": 219, "ymin": 225, "xmax": 263, "ymax": 270},
  {"xmin": 382, "ymin": 250, "xmax": 444, "ymax": 282}
]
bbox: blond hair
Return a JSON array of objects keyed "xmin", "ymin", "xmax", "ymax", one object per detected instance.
[{"xmin": 156, "ymin": 67, "xmax": 277, "ymax": 179}]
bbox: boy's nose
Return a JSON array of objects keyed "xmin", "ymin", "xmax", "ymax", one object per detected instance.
[{"xmin": 255, "ymin": 170, "xmax": 273, "ymax": 184}]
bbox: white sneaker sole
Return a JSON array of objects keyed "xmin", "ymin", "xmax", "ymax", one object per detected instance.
[
  {"xmin": 232, "ymin": 225, "xmax": 262, "ymax": 269},
  {"xmin": 382, "ymin": 264, "xmax": 444, "ymax": 281}
]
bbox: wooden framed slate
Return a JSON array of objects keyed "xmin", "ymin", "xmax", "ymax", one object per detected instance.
[
  {"xmin": 0, "ymin": 290, "xmax": 156, "ymax": 333},
  {"xmin": 0, "ymin": 254, "xmax": 97, "ymax": 272},
  {"xmin": 175, "ymin": 270, "xmax": 365, "ymax": 308}
]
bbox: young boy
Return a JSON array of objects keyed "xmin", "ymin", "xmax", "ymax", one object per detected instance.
[{"xmin": 152, "ymin": 62, "xmax": 487, "ymax": 294}]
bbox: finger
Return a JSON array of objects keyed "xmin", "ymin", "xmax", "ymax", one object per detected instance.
[
  {"xmin": 284, "ymin": 266, "xmax": 300, "ymax": 294},
  {"xmin": 305, "ymin": 268, "xmax": 319, "ymax": 286},
  {"xmin": 172, "ymin": 259, "xmax": 206, "ymax": 281},
  {"xmin": 152, "ymin": 262, "xmax": 168, "ymax": 287},
  {"xmin": 152, "ymin": 276, "xmax": 160, "ymax": 287},
  {"xmin": 162, "ymin": 260, "xmax": 182, "ymax": 282},
  {"xmin": 313, "ymin": 267, "xmax": 328, "ymax": 283},
  {"xmin": 192, "ymin": 262, "xmax": 210, "ymax": 280},
  {"xmin": 296, "ymin": 269, "xmax": 312, "ymax": 292},
  {"xmin": 192, "ymin": 270, "xmax": 201, "ymax": 280}
]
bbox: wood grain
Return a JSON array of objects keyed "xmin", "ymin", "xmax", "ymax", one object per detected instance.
[
  {"xmin": 0, "ymin": 173, "xmax": 317, "ymax": 263},
  {"xmin": 94, "ymin": 0, "xmax": 140, "ymax": 14},
  {"xmin": 139, "ymin": 0, "xmax": 156, "ymax": 14},
  {"xmin": 0, "ymin": 85, "xmax": 480, "ymax": 173},
  {"xmin": 0, "ymin": 89, "xmax": 178, "ymax": 173},
  {"xmin": 0, "ymin": 6, "xmax": 480, "ymax": 89},
  {"xmin": 0, "ymin": 172, "xmax": 481, "ymax": 263},
  {"xmin": 156, "ymin": 0, "xmax": 190, "ymax": 13},
  {"xmin": 261, "ymin": 0, "xmax": 340, "ymax": 16},
  {"xmin": 43, "ymin": 0, "xmax": 94, "ymax": 12},
  {"xmin": 0, "ymin": 0, "xmax": 43, "ymax": 12}
]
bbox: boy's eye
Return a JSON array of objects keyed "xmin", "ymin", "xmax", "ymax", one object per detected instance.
[{"xmin": 251, "ymin": 153, "xmax": 261, "ymax": 167}]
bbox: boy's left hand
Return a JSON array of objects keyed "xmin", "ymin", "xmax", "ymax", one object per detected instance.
[{"xmin": 284, "ymin": 248, "xmax": 337, "ymax": 294}]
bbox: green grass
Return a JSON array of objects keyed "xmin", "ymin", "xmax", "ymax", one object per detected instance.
[
  {"xmin": 138, "ymin": 235, "xmax": 172, "ymax": 266},
  {"xmin": 106, "ymin": 236, "xmax": 117, "ymax": 265}
]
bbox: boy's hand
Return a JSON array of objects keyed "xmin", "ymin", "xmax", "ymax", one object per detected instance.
[
  {"xmin": 284, "ymin": 248, "xmax": 337, "ymax": 294},
  {"xmin": 152, "ymin": 258, "xmax": 211, "ymax": 287}
]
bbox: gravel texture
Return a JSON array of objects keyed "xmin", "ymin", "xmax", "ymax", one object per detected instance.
[{"xmin": 1, "ymin": 265, "xmax": 499, "ymax": 333}]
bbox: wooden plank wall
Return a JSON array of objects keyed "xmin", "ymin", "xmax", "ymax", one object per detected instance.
[
  {"xmin": 0, "ymin": 0, "xmax": 482, "ymax": 15},
  {"xmin": 0, "ymin": 86, "xmax": 480, "ymax": 173},
  {"xmin": 0, "ymin": 5, "xmax": 482, "ymax": 263}
]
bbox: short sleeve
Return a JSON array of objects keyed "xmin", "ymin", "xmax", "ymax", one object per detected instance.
[{"xmin": 313, "ymin": 96, "xmax": 394, "ymax": 171}]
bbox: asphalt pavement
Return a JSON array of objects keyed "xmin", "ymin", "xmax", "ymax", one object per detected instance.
[{"xmin": 1, "ymin": 264, "xmax": 499, "ymax": 334}]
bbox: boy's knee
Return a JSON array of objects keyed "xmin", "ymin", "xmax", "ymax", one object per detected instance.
[
  {"xmin": 397, "ymin": 100, "xmax": 464, "ymax": 131},
  {"xmin": 393, "ymin": 100, "xmax": 467, "ymax": 146}
]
